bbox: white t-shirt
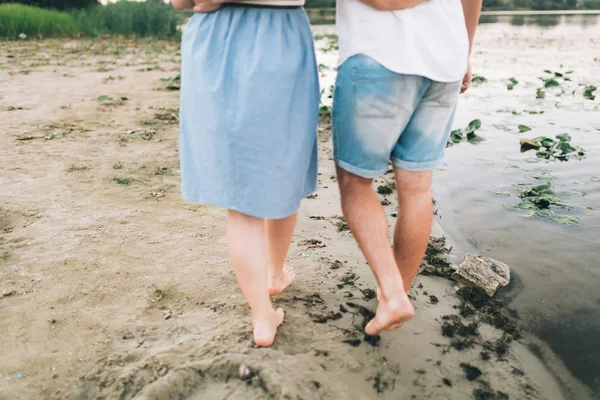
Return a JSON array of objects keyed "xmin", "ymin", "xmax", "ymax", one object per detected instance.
[{"xmin": 336, "ymin": 0, "xmax": 469, "ymax": 83}]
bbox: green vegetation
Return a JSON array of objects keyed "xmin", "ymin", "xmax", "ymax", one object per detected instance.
[
  {"xmin": 520, "ymin": 133, "xmax": 585, "ymax": 161},
  {"xmin": 480, "ymin": 0, "xmax": 600, "ymax": 10},
  {"xmin": 66, "ymin": 164, "xmax": 88, "ymax": 172},
  {"xmin": 584, "ymin": 85, "xmax": 597, "ymax": 100},
  {"xmin": 0, "ymin": 1, "xmax": 181, "ymax": 40},
  {"xmin": 0, "ymin": 4, "xmax": 80, "ymax": 38},
  {"xmin": 518, "ymin": 124, "xmax": 531, "ymax": 132},
  {"xmin": 304, "ymin": 0, "xmax": 600, "ymax": 9},
  {"xmin": 447, "ymin": 119, "xmax": 484, "ymax": 147},
  {"xmin": 72, "ymin": 0, "xmax": 180, "ymax": 40},
  {"xmin": 160, "ymin": 75, "xmax": 181, "ymax": 91},
  {"xmin": 1, "ymin": 0, "xmax": 97, "ymax": 11},
  {"xmin": 376, "ymin": 181, "xmax": 396, "ymax": 195},
  {"xmin": 114, "ymin": 177, "xmax": 132, "ymax": 185},
  {"xmin": 505, "ymin": 182, "xmax": 579, "ymax": 224},
  {"xmin": 472, "ymin": 74, "xmax": 488, "ymax": 84}
]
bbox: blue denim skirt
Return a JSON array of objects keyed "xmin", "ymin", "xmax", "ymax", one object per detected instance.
[{"xmin": 179, "ymin": 5, "xmax": 319, "ymax": 219}]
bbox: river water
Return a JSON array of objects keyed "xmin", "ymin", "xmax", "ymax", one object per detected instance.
[{"xmin": 311, "ymin": 13, "xmax": 600, "ymax": 394}]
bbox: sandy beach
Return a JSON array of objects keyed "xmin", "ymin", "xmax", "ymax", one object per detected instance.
[{"xmin": 0, "ymin": 33, "xmax": 597, "ymax": 399}]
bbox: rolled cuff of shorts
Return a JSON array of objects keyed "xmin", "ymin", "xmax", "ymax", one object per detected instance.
[
  {"xmin": 335, "ymin": 158, "xmax": 388, "ymax": 179},
  {"xmin": 391, "ymin": 156, "xmax": 445, "ymax": 172}
]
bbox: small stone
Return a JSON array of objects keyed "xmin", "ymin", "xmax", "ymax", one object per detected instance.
[
  {"xmin": 156, "ymin": 365, "xmax": 168, "ymax": 377},
  {"xmin": 239, "ymin": 363, "xmax": 251, "ymax": 380},
  {"xmin": 520, "ymin": 138, "xmax": 541, "ymax": 151}
]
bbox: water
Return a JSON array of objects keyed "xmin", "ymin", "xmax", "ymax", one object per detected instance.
[{"xmin": 311, "ymin": 13, "xmax": 600, "ymax": 393}]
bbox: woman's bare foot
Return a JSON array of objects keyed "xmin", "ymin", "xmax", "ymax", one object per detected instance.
[
  {"xmin": 253, "ymin": 308, "xmax": 285, "ymax": 347},
  {"xmin": 268, "ymin": 265, "xmax": 295, "ymax": 296},
  {"xmin": 365, "ymin": 292, "xmax": 414, "ymax": 336}
]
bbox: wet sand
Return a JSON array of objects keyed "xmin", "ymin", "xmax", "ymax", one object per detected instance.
[{"xmin": 0, "ymin": 36, "xmax": 596, "ymax": 399}]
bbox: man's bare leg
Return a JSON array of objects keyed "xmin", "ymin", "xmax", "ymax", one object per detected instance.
[
  {"xmin": 265, "ymin": 213, "xmax": 297, "ymax": 296},
  {"xmin": 227, "ymin": 210, "xmax": 284, "ymax": 347},
  {"xmin": 336, "ymin": 166, "xmax": 414, "ymax": 335},
  {"xmin": 392, "ymin": 168, "xmax": 433, "ymax": 292}
]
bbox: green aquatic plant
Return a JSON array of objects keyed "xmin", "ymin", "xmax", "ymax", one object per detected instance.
[
  {"xmin": 536, "ymin": 88, "xmax": 545, "ymax": 99},
  {"xmin": 471, "ymin": 74, "xmax": 487, "ymax": 84},
  {"xmin": 584, "ymin": 85, "xmax": 596, "ymax": 100},
  {"xmin": 543, "ymin": 78, "xmax": 560, "ymax": 88},
  {"xmin": 319, "ymin": 105, "xmax": 331, "ymax": 117},
  {"xmin": 314, "ymin": 33, "xmax": 339, "ymax": 52},
  {"xmin": 518, "ymin": 124, "xmax": 531, "ymax": 132},
  {"xmin": 505, "ymin": 182, "xmax": 578, "ymax": 224},
  {"xmin": 522, "ymin": 168, "xmax": 555, "ymax": 181},
  {"xmin": 447, "ymin": 119, "xmax": 484, "ymax": 147},
  {"xmin": 507, "ymin": 77, "xmax": 518, "ymax": 90},
  {"xmin": 535, "ymin": 70, "xmax": 573, "ymax": 99},
  {"xmin": 521, "ymin": 133, "xmax": 585, "ymax": 161}
]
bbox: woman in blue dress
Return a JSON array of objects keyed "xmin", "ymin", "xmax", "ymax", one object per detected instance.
[{"xmin": 172, "ymin": 0, "xmax": 319, "ymax": 346}]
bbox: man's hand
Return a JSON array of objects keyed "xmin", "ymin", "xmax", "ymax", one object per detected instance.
[
  {"xmin": 193, "ymin": 0, "xmax": 224, "ymax": 13},
  {"xmin": 461, "ymin": 62, "xmax": 471, "ymax": 94}
]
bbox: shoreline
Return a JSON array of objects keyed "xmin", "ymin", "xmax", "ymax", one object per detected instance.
[
  {"xmin": 480, "ymin": 9, "xmax": 600, "ymax": 15},
  {"xmin": 431, "ymin": 207, "xmax": 597, "ymax": 400},
  {"xmin": 0, "ymin": 35, "xmax": 597, "ymax": 399}
]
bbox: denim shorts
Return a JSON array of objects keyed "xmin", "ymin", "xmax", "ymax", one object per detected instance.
[{"xmin": 332, "ymin": 54, "xmax": 462, "ymax": 178}]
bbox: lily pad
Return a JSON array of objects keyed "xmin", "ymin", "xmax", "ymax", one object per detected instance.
[
  {"xmin": 505, "ymin": 182, "xmax": 578, "ymax": 224},
  {"xmin": 536, "ymin": 89, "xmax": 545, "ymax": 99},
  {"xmin": 518, "ymin": 125, "xmax": 532, "ymax": 133},
  {"xmin": 565, "ymin": 189, "xmax": 586, "ymax": 197},
  {"xmin": 465, "ymin": 119, "xmax": 482, "ymax": 134},
  {"xmin": 523, "ymin": 168, "xmax": 555, "ymax": 181},
  {"xmin": 472, "ymin": 75, "xmax": 487, "ymax": 84},
  {"xmin": 584, "ymin": 85, "xmax": 596, "ymax": 100},
  {"xmin": 552, "ymin": 215, "xmax": 579, "ymax": 225},
  {"xmin": 447, "ymin": 119, "xmax": 484, "ymax": 147},
  {"xmin": 521, "ymin": 134, "xmax": 585, "ymax": 161}
]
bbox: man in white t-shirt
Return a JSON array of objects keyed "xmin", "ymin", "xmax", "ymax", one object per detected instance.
[{"xmin": 333, "ymin": 0, "xmax": 482, "ymax": 335}]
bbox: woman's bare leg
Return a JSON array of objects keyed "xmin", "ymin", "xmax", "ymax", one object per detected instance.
[
  {"xmin": 265, "ymin": 213, "xmax": 297, "ymax": 296},
  {"xmin": 227, "ymin": 210, "xmax": 284, "ymax": 346}
]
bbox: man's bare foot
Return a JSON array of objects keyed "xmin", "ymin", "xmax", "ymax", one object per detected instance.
[
  {"xmin": 365, "ymin": 292, "xmax": 414, "ymax": 336},
  {"xmin": 375, "ymin": 287, "xmax": 404, "ymax": 330},
  {"xmin": 268, "ymin": 265, "xmax": 295, "ymax": 296},
  {"xmin": 253, "ymin": 308, "xmax": 285, "ymax": 347}
]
